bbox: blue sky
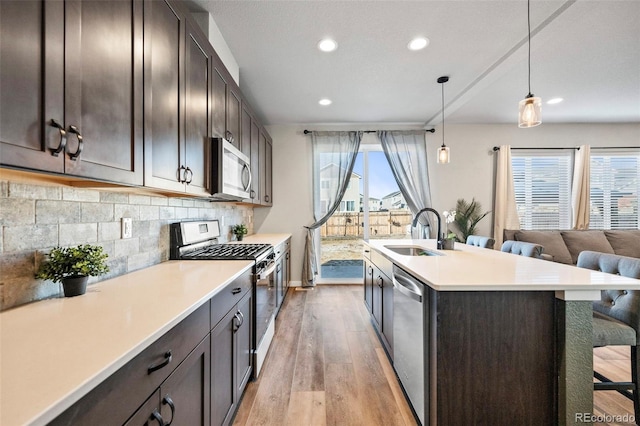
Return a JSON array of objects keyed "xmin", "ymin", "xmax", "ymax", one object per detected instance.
[{"xmin": 353, "ymin": 152, "xmax": 399, "ymax": 200}]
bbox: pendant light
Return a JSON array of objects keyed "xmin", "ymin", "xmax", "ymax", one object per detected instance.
[
  {"xmin": 518, "ymin": 0, "xmax": 542, "ymax": 128},
  {"xmin": 437, "ymin": 76, "xmax": 450, "ymax": 164}
]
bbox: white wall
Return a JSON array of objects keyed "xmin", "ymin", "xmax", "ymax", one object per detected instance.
[{"xmin": 254, "ymin": 123, "xmax": 640, "ymax": 285}]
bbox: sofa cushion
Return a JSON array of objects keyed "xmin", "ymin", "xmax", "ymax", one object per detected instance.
[
  {"xmin": 514, "ymin": 230, "xmax": 573, "ymax": 264},
  {"xmin": 561, "ymin": 230, "xmax": 615, "ymax": 264},
  {"xmin": 604, "ymin": 230, "xmax": 640, "ymax": 259}
]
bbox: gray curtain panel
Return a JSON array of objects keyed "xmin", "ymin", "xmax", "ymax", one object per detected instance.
[
  {"xmin": 378, "ymin": 130, "xmax": 433, "ymax": 237},
  {"xmin": 302, "ymin": 131, "xmax": 362, "ymax": 287}
]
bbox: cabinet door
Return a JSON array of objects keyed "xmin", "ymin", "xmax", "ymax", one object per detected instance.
[
  {"xmin": 211, "ymin": 308, "xmax": 236, "ymax": 426},
  {"xmin": 160, "ymin": 335, "xmax": 211, "ymax": 426},
  {"xmin": 249, "ymin": 121, "xmax": 261, "ymax": 203},
  {"xmin": 143, "ymin": 0, "xmax": 186, "ymax": 193},
  {"xmin": 284, "ymin": 249, "xmax": 291, "ymax": 295},
  {"xmin": 259, "ymin": 131, "xmax": 273, "ymax": 206},
  {"xmin": 225, "ymin": 86, "xmax": 241, "ymax": 149},
  {"xmin": 364, "ymin": 260, "xmax": 374, "ymax": 313},
  {"xmin": 372, "ymin": 270, "xmax": 383, "ymax": 330},
  {"xmin": 63, "ymin": 0, "xmax": 143, "ymax": 184},
  {"xmin": 124, "ymin": 390, "xmax": 163, "ymax": 426},
  {"xmin": 275, "ymin": 257, "xmax": 284, "ymax": 311},
  {"xmin": 211, "ymin": 65, "xmax": 226, "ymax": 138},
  {"xmin": 381, "ymin": 272, "xmax": 394, "ymax": 358},
  {"xmin": 240, "ymin": 104, "xmax": 252, "ymax": 160},
  {"xmin": 235, "ymin": 291, "xmax": 253, "ymax": 399},
  {"xmin": 184, "ymin": 21, "xmax": 211, "ymax": 196},
  {"xmin": 0, "ymin": 0, "xmax": 64, "ymax": 173}
]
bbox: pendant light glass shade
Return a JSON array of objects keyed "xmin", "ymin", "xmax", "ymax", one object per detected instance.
[
  {"xmin": 518, "ymin": 95, "xmax": 542, "ymax": 128},
  {"xmin": 437, "ymin": 76, "xmax": 450, "ymax": 164},
  {"xmin": 519, "ymin": 0, "xmax": 542, "ymax": 128},
  {"xmin": 437, "ymin": 145, "xmax": 450, "ymax": 164}
]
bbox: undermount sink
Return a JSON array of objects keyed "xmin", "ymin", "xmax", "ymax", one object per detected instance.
[{"xmin": 384, "ymin": 245, "xmax": 442, "ymax": 256}]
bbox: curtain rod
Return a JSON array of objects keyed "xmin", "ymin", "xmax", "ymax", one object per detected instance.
[
  {"xmin": 492, "ymin": 146, "xmax": 639, "ymax": 151},
  {"xmin": 303, "ymin": 129, "xmax": 435, "ymax": 135}
]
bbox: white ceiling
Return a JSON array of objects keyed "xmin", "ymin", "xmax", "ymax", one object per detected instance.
[{"xmin": 188, "ymin": 0, "xmax": 640, "ymax": 127}]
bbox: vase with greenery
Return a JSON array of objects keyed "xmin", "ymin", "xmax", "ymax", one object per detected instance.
[
  {"xmin": 451, "ymin": 198, "xmax": 491, "ymax": 243},
  {"xmin": 232, "ymin": 224, "xmax": 248, "ymax": 241},
  {"xmin": 36, "ymin": 244, "xmax": 109, "ymax": 297}
]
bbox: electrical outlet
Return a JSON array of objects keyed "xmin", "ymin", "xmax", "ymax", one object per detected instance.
[{"xmin": 121, "ymin": 217, "xmax": 132, "ymax": 239}]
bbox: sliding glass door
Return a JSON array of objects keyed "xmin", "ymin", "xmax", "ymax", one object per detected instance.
[{"xmin": 317, "ymin": 140, "xmax": 410, "ymax": 283}]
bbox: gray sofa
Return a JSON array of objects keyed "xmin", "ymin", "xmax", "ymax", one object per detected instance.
[{"xmin": 503, "ymin": 229, "xmax": 640, "ymax": 265}]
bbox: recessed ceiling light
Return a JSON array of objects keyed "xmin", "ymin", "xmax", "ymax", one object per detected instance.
[
  {"xmin": 317, "ymin": 39, "xmax": 338, "ymax": 52},
  {"xmin": 408, "ymin": 37, "xmax": 429, "ymax": 51},
  {"xmin": 318, "ymin": 98, "xmax": 332, "ymax": 106},
  {"xmin": 547, "ymin": 98, "xmax": 564, "ymax": 105}
]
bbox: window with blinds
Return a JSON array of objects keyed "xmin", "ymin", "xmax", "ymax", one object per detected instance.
[
  {"xmin": 512, "ymin": 152, "xmax": 572, "ymax": 230},
  {"xmin": 590, "ymin": 151, "xmax": 640, "ymax": 230}
]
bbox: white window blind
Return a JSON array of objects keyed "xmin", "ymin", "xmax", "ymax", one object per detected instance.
[
  {"xmin": 512, "ymin": 152, "xmax": 572, "ymax": 230},
  {"xmin": 590, "ymin": 151, "xmax": 640, "ymax": 230}
]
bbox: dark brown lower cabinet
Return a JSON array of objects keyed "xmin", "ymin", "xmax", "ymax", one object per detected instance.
[
  {"xmin": 363, "ymin": 255, "xmax": 392, "ymax": 358},
  {"xmin": 363, "ymin": 259, "xmax": 374, "ymax": 313},
  {"xmin": 125, "ymin": 334, "xmax": 210, "ymax": 426},
  {"xmin": 211, "ymin": 290, "xmax": 253, "ymax": 426},
  {"xmin": 49, "ymin": 303, "xmax": 210, "ymax": 426}
]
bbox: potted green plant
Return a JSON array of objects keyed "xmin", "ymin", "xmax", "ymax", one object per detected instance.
[
  {"xmin": 232, "ymin": 224, "xmax": 248, "ymax": 241},
  {"xmin": 36, "ymin": 244, "xmax": 109, "ymax": 297},
  {"xmin": 451, "ymin": 198, "xmax": 491, "ymax": 242}
]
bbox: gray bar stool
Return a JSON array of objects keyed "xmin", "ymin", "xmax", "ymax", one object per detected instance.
[
  {"xmin": 500, "ymin": 240, "xmax": 544, "ymax": 258},
  {"xmin": 465, "ymin": 235, "xmax": 495, "ymax": 249},
  {"xmin": 577, "ymin": 250, "xmax": 640, "ymax": 422}
]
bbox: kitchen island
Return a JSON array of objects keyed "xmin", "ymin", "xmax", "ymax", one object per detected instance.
[{"xmin": 366, "ymin": 239, "xmax": 640, "ymax": 426}]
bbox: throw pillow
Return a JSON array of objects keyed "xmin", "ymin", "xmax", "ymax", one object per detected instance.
[
  {"xmin": 561, "ymin": 231, "xmax": 615, "ymax": 264},
  {"xmin": 604, "ymin": 230, "xmax": 640, "ymax": 258},
  {"xmin": 514, "ymin": 230, "xmax": 573, "ymax": 264}
]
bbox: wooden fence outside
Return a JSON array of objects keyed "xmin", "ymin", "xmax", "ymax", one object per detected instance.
[{"xmin": 319, "ymin": 210, "xmax": 412, "ymax": 238}]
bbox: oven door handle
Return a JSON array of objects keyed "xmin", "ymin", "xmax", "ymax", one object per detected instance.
[{"xmin": 260, "ymin": 261, "xmax": 277, "ymax": 279}]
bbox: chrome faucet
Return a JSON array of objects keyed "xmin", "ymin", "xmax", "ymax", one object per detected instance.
[{"xmin": 411, "ymin": 207, "xmax": 443, "ymax": 249}]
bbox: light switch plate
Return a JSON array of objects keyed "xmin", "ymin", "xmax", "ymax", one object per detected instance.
[{"xmin": 122, "ymin": 217, "xmax": 132, "ymax": 239}]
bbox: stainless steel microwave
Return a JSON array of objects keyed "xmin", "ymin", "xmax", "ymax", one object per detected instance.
[{"xmin": 211, "ymin": 137, "xmax": 252, "ymax": 201}]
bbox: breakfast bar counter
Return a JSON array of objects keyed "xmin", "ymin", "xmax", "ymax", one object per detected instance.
[{"xmin": 366, "ymin": 239, "xmax": 640, "ymax": 426}]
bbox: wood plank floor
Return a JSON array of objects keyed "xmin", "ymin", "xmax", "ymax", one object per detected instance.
[{"xmin": 233, "ymin": 284, "xmax": 637, "ymax": 426}]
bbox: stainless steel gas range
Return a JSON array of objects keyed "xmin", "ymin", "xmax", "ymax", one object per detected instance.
[{"xmin": 169, "ymin": 220, "xmax": 277, "ymax": 377}]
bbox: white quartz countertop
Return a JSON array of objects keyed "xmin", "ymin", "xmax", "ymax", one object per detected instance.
[
  {"xmin": 0, "ymin": 259, "xmax": 253, "ymax": 426},
  {"xmin": 368, "ymin": 239, "xmax": 640, "ymax": 294}
]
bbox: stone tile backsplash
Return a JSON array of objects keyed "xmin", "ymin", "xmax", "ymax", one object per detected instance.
[{"xmin": 0, "ymin": 180, "xmax": 253, "ymax": 311}]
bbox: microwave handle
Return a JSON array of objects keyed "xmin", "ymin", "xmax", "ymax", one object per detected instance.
[{"xmin": 242, "ymin": 162, "xmax": 252, "ymax": 192}]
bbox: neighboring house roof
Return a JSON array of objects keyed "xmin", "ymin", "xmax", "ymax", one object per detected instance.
[
  {"xmin": 319, "ymin": 163, "xmax": 361, "ymax": 179},
  {"xmin": 382, "ymin": 190, "xmax": 402, "ymax": 200}
]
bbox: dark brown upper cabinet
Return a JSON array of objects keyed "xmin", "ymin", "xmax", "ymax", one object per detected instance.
[
  {"xmin": 249, "ymin": 121, "xmax": 261, "ymax": 204},
  {"xmin": 143, "ymin": 0, "xmax": 210, "ymax": 196},
  {"xmin": 259, "ymin": 130, "xmax": 273, "ymax": 206},
  {"xmin": 211, "ymin": 64, "xmax": 227, "ymax": 139},
  {"xmin": 0, "ymin": 0, "xmax": 143, "ymax": 185},
  {"xmin": 225, "ymin": 85, "xmax": 242, "ymax": 150},
  {"xmin": 240, "ymin": 103, "xmax": 252, "ymax": 161}
]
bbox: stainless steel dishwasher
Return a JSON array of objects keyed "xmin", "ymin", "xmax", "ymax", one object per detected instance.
[{"xmin": 392, "ymin": 265, "xmax": 425, "ymax": 425}]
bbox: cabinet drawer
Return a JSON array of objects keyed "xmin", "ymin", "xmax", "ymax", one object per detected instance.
[
  {"xmin": 50, "ymin": 302, "xmax": 209, "ymax": 426},
  {"xmin": 274, "ymin": 239, "xmax": 289, "ymax": 259},
  {"xmin": 211, "ymin": 269, "xmax": 252, "ymax": 329}
]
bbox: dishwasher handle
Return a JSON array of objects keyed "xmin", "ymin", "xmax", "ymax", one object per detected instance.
[{"xmin": 393, "ymin": 271, "xmax": 423, "ymax": 303}]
